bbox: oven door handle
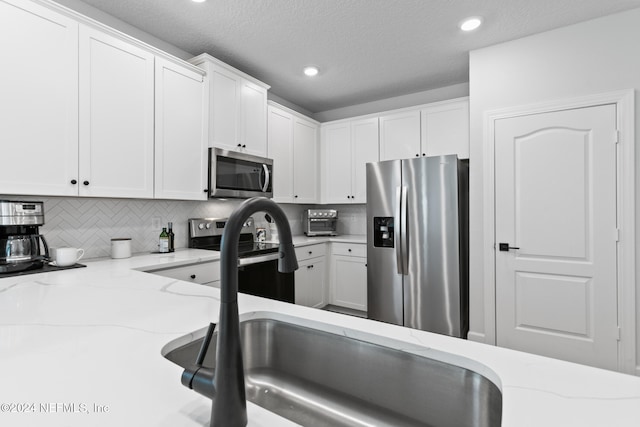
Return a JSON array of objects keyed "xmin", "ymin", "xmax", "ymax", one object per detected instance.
[{"xmin": 237, "ymin": 252, "xmax": 280, "ymax": 266}]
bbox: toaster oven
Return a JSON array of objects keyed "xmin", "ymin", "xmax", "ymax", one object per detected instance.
[{"xmin": 303, "ymin": 209, "xmax": 338, "ymax": 236}]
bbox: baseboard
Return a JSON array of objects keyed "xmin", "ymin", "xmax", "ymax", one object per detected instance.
[{"xmin": 467, "ymin": 331, "xmax": 486, "ymax": 343}]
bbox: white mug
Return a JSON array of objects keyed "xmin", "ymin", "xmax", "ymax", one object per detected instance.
[{"xmin": 53, "ymin": 247, "xmax": 84, "ymax": 267}]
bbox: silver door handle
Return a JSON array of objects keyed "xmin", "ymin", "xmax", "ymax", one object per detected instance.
[
  {"xmin": 237, "ymin": 252, "xmax": 279, "ymax": 266},
  {"xmin": 400, "ymin": 186, "xmax": 408, "ymax": 274},
  {"xmin": 395, "ymin": 186, "xmax": 404, "ymax": 274},
  {"xmin": 261, "ymin": 164, "xmax": 270, "ymax": 193}
]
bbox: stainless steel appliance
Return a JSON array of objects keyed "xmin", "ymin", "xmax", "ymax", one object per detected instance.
[
  {"xmin": 208, "ymin": 148, "xmax": 273, "ymax": 199},
  {"xmin": 0, "ymin": 200, "xmax": 50, "ymax": 273},
  {"xmin": 303, "ymin": 209, "xmax": 338, "ymax": 236},
  {"xmin": 188, "ymin": 217, "xmax": 293, "ymax": 302},
  {"xmin": 366, "ymin": 155, "xmax": 469, "ymax": 338}
]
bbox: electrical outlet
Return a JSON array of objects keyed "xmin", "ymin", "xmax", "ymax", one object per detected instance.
[{"xmin": 151, "ymin": 216, "xmax": 161, "ymax": 229}]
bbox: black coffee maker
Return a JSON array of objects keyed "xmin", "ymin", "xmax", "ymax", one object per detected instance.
[{"xmin": 0, "ymin": 200, "xmax": 50, "ymax": 273}]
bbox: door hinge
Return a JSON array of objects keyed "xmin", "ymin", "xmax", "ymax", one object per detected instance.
[{"xmin": 614, "ymin": 130, "xmax": 620, "ymax": 144}]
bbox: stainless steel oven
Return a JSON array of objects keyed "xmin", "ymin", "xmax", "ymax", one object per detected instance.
[
  {"xmin": 188, "ymin": 217, "xmax": 293, "ymax": 302},
  {"xmin": 208, "ymin": 148, "xmax": 273, "ymax": 199}
]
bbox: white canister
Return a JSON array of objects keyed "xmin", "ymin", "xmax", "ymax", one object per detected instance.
[{"xmin": 111, "ymin": 238, "xmax": 132, "ymax": 259}]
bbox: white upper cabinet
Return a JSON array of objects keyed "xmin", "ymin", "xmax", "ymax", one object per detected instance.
[
  {"xmin": 267, "ymin": 103, "xmax": 318, "ymax": 204},
  {"xmin": 191, "ymin": 54, "xmax": 269, "ymax": 157},
  {"xmin": 79, "ymin": 25, "xmax": 155, "ymax": 198},
  {"xmin": 292, "ymin": 116, "xmax": 319, "ymax": 203},
  {"xmin": 322, "ymin": 118, "xmax": 378, "ymax": 204},
  {"xmin": 422, "ymin": 98, "xmax": 469, "ymax": 159},
  {"xmin": 0, "ymin": 0, "xmax": 79, "ymax": 196},
  {"xmin": 322, "ymin": 122, "xmax": 352, "ymax": 203},
  {"xmin": 350, "ymin": 118, "xmax": 379, "ymax": 202},
  {"xmin": 154, "ymin": 58, "xmax": 208, "ymax": 200},
  {"xmin": 267, "ymin": 106, "xmax": 294, "ymax": 202},
  {"xmin": 379, "ymin": 110, "xmax": 421, "ymax": 161},
  {"xmin": 378, "ymin": 98, "xmax": 469, "ymax": 161}
]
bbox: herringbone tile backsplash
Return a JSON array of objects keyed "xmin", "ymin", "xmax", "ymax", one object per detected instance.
[{"xmin": 1, "ymin": 195, "xmax": 311, "ymax": 259}]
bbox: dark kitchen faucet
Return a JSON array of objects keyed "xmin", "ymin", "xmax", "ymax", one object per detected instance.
[{"xmin": 180, "ymin": 197, "xmax": 298, "ymax": 427}]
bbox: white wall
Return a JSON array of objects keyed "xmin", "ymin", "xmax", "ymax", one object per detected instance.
[{"xmin": 468, "ymin": 8, "xmax": 640, "ymax": 372}]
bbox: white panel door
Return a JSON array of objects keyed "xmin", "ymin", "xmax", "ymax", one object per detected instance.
[
  {"xmin": 422, "ymin": 99, "xmax": 469, "ymax": 159},
  {"xmin": 154, "ymin": 58, "xmax": 207, "ymax": 200},
  {"xmin": 240, "ymin": 80, "xmax": 268, "ymax": 157},
  {"xmin": 331, "ymin": 256, "xmax": 367, "ymax": 311},
  {"xmin": 0, "ymin": 0, "xmax": 78, "ymax": 196},
  {"xmin": 267, "ymin": 106, "xmax": 294, "ymax": 202},
  {"xmin": 351, "ymin": 117, "xmax": 379, "ymax": 203},
  {"xmin": 322, "ymin": 123, "xmax": 352, "ymax": 203},
  {"xmin": 79, "ymin": 25, "xmax": 155, "ymax": 198},
  {"xmin": 379, "ymin": 110, "xmax": 421, "ymax": 161},
  {"xmin": 209, "ymin": 65, "xmax": 240, "ymax": 150},
  {"xmin": 292, "ymin": 117, "xmax": 318, "ymax": 203},
  {"xmin": 495, "ymin": 104, "xmax": 618, "ymax": 370}
]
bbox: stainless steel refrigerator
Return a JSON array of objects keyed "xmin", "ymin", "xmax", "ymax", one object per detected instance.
[{"xmin": 366, "ymin": 154, "xmax": 469, "ymax": 338}]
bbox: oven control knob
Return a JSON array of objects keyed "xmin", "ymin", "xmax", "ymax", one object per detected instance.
[
  {"xmin": 198, "ymin": 223, "xmax": 205, "ymax": 230},
  {"xmin": 205, "ymin": 223, "xmax": 211, "ymax": 229}
]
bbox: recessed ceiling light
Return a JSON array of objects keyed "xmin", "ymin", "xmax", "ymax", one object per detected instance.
[
  {"xmin": 303, "ymin": 66, "xmax": 319, "ymax": 77},
  {"xmin": 192, "ymin": 0, "xmax": 206, "ymax": 3},
  {"xmin": 460, "ymin": 17, "xmax": 482, "ymax": 32}
]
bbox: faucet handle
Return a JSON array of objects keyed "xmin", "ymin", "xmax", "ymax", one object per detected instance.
[{"xmin": 196, "ymin": 322, "xmax": 217, "ymax": 366}]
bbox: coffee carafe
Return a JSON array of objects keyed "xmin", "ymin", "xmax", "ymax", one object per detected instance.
[{"xmin": 0, "ymin": 201, "xmax": 50, "ymax": 273}]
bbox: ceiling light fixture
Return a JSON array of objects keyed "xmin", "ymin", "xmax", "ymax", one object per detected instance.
[
  {"xmin": 303, "ymin": 66, "xmax": 319, "ymax": 77},
  {"xmin": 192, "ymin": 0, "xmax": 207, "ymax": 3},
  {"xmin": 459, "ymin": 17, "xmax": 482, "ymax": 32}
]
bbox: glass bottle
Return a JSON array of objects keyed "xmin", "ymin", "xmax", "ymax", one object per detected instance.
[
  {"xmin": 167, "ymin": 222, "xmax": 175, "ymax": 253},
  {"xmin": 159, "ymin": 227, "xmax": 169, "ymax": 253}
]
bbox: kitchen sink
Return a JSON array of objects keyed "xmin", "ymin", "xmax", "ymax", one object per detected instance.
[{"xmin": 163, "ymin": 314, "xmax": 502, "ymax": 427}]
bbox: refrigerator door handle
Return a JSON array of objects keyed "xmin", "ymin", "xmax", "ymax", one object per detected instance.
[
  {"xmin": 395, "ymin": 186, "xmax": 404, "ymax": 274},
  {"xmin": 400, "ymin": 185, "xmax": 409, "ymax": 274}
]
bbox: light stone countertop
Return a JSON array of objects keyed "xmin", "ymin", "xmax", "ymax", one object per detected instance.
[{"xmin": 0, "ymin": 242, "xmax": 639, "ymax": 426}]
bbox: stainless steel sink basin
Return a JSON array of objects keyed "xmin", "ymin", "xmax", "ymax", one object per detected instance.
[{"xmin": 163, "ymin": 315, "xmax": 502, "ymax": 427}]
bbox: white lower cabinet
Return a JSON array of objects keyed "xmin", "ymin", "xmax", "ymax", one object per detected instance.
[
  {"xmin": 146, "ymin": 261, "xmax": 220, "ymax": 287},
  {"xmin": 329, "ymin": 243, "xmax": 367, "ymax": 311},
  {"xmin": 294, "ymin": 244, "xmax": 327, "ymax": 308}
]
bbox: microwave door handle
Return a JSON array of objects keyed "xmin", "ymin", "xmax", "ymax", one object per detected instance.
[{"xmin": 261, "ymin": 164, "xmax": 270, "ymax": 193}]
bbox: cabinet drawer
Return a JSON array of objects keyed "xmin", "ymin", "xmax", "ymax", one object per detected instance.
[
  {"xmin": 295, "ymin": 243, "xmax": 327, "ymax": 262},
  {"xmin": 149, "ymin": 261, "xmax": 220, "ymax": 285},
  {"xmin": 331, "ymin": 242, "xmax": 366, "ymax": 258}
]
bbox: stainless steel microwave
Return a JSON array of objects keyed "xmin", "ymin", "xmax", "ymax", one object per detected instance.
[{"xmin": 208, "ymin": 148, "xmax": 273, "ymax": 199}]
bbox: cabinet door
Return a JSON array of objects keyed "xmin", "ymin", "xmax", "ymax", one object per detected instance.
[
  {"xmin": 351, "ymin": 118, "xmax": 379, "ymax": 203},
  {"xmin": 295, "ymin": 258, "xmax": 326, "ymax": 308},
  {"xmin": 240, "ymin": 80, "xmax": 268, "ymax": 157},
  {"xmin": 79, "ymin": 25, "xmax": 154, "ymax": 198},
  {"xmin": 154, "ymin": 58, "xmax": 207, "ymax": 200},
  {"xmin": 379, "ymin": 110, "xmax": 421, "ymax": 161},
  {"xmin": 322, "ymin": 123, "xmax": 352, "ymax": 203},
  {"xmin": 209, "ymin": 65, "xmax": 241, "ymax": 150},
  {"xmin": 293, "ymin": 117, "xmax": 318, "ymax": 203},
  {"xmin": 0, "ymin": 0, "xmax": 78, "ymax": 196},
  {"xmin": 331, "ymin": 255, "xmax": 367, "ymax": 311},
  {"xmin": 422, "ymin": 99, "xmax": 469, "ymax": 159},
  {"xmin": 267, "ymin": 106, "xmax": 294, "ymax": 202}
]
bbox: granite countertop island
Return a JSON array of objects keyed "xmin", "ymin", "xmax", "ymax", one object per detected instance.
[{"xmin": 1, "ymin": 245, "xmax": 639, "ymax": 426}]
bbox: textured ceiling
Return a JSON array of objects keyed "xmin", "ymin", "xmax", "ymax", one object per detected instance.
[{"xmin": 72, "ymin": 0, "xmax": 640, "ymax": 113}]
